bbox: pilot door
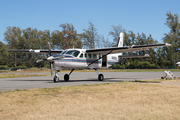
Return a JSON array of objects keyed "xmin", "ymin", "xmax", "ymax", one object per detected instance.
[{"xmin": 102, "ymin": 56, "xmax": 107, "ymax": 67}]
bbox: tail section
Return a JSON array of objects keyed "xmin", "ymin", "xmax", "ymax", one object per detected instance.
[
  {"xmin": 117, "ymin": 32, "xmax": 124, "ymax": 47},
  {"xmin": 108, "ymin": 32, "xmax": 124, "ymax": 59}
]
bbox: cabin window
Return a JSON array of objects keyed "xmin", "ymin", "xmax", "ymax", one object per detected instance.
[
  {"xmin": 80, "ymin": 53, "xmax": 83, "ymax": 58},
  {"xmin": 85, "ymin": 54, "xmax": 87, "ymax": 58},
  {"xmin": 112, "ymin": 56, "xmax": 117, "ymax": 60},
  {"xmin": 99, "ymin": 54, "xmax": 102, "ymax": 59},
  {"xmin": 93, "ymin": 54, "xmax": 97, "ymax": 59},
  {"xmin": 88, "ymin": 54, "xmax": 92, "ymax": 58}
]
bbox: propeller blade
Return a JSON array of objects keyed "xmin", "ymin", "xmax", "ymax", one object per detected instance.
[
  {"xmin": 50, "ymin": 62, "xmax": 53, "ymax": 77},
  {"xmin": 48, "ymin": 42, "xmax": 51, "ymax": 56},
  {"xmin": 36, "ymin": 59, "xmax": 47, "ymax": 63}
]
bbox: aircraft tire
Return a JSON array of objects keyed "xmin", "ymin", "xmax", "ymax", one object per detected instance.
[
  {"xmin": 53, "ymin": 76, "xmax": 59, "ymax": 82},
  {"xmin": 64, "ymin": 74, "xmax": 69, "ymax": 81},
  {"xmin": 98, "ymin": 74, "xmax": 104, "ymax": 81}
]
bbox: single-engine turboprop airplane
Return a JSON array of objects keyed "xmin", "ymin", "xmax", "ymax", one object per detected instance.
[{"xmin": 9, "ymin": 33, "xmax": 171, "ymax": 82}]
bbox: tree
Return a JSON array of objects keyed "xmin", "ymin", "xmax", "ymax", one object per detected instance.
[
  {"xmin": 109, "ymin": 25, "xmax": 125, "ymax": 47},
  {"xmin": 65, "ymin": 23, "xmax": 82, "ymax": 49},
  {"xmin": 52, "ymin": 23, "xmax": 82, "ymax": 49},
  {"xmin": 163, "ymin": 12, "xmax": 180, "ymax": 66},
  {"xmin": 22, "ymin": 28, "xmax": 41, "ymax": 67},
  {"xmin": 0, "ymin": 42, "xmax": 8, "ymax": 65},
  {"xmin": 4, "ymin": 26, "xmax": 22, "ymax": 67},
  {"xmin": 95, "ymin": 35, "xmax": 112, "ymax": 48},
  {"xmin": 51, "ymin": 30, "xmax": 64, "ymax": 49},
  {"xmin": 82, "ymin": 21, "xmax": 98, "ymax": 49}
]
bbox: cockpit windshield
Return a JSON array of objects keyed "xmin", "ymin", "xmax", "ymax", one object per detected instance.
[
  {"xmin": 60, "ymin": 50, "xmax": 80, "ymax": 57},
  {"xmin": 60, "ymin": 50, "xmax": 67, "ymax": 55}
]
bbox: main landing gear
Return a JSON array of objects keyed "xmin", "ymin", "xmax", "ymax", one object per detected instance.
[
  {"xmin": 94, "ymin": 68, "xmax": 104, "ymax": 81},
  {"xmin": 53, "ymin": 68, "xmax": 104, "ymax": 82},
  {"xmin": 64, "ymin": 69, "xmax": 74, "ymax": 81}
]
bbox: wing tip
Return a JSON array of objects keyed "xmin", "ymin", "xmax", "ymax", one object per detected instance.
[{"xmin": 165, "ymin": 43, "xmax": 171, "ymax": 46}]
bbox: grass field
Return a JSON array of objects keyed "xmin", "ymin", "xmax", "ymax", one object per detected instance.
[
  {"xmin": 0, "ymin": 74, "xmax": 49, "ymax": 78},
  {"xmin": 0, "ymin": 79, "xmax": 180, "ymax": 120}
]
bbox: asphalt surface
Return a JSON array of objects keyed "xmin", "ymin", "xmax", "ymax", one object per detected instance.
[{"xmin": 0, "ymin": 72, "xmax": 180, "ymax": 91}]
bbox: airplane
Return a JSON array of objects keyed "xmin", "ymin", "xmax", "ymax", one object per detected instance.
[
  {"xmin": 177, "ymin": 61, "xmax": 180, "ymax": 66},
  {"xmin": 8, "ymin": 32, "xmax": 171, "ymax": 82}
]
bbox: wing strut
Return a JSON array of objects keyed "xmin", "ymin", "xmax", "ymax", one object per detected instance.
[{"xmin": 88, "ymin": 50, "xmax": 112, "ymax": 67}]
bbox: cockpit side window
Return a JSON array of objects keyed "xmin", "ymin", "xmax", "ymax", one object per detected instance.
[
  {"xmin": 60, "ymin": 50, "xmax": 67, "ymax": 55},
  {"xmin": 80, "ymin": 53, "xmax": 83, "ymax": 58},
  {"xmin": 73, "ymin": 51, "xmax": 80, "ymax": 57}
]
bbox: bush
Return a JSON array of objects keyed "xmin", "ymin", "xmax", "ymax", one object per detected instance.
[
  {"xmin": 112, "ymin": 61, "xmax": 159, "ymax": 69},
  {"xmin": 111, "ymin": 64, "xmax": 125, "ymax": 69},
  {"xmin": 16, "ymin": 66, "xmax": 28, "ymax": 69},
  {"xmin": 0, "ymin": 65, "xmax": 9, "ymax": 70},
  {"xmin": 43, "ymin": 64, "xmax": 50, "ymax": 69}
]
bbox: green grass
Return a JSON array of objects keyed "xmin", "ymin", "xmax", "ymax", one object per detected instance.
[
  {"xmin": 0, "ymin": 74, "xmax": 49, "ymax": 78},
  {"xmin": 0, "ymin": 70, "xmax": 7, "ymax": 73}
]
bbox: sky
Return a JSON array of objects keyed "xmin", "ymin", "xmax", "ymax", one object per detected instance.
[{"xmin": 0, "ymin": 0, "xmax": 180, "ymax": 45}]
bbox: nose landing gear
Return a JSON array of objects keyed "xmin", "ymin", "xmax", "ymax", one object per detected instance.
[{"xmin": 53, "ymin": 70, "xmax": 60, "ymax": 82}]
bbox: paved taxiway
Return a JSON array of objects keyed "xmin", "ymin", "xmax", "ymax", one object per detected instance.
[{"xmin": 0, "ymin": 72, "xmax": 180, "ymax": 91}]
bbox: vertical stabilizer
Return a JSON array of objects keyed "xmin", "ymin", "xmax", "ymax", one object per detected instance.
[
  {"xmin": 109, "ymin": 32, "xmax": 124, "ymax": 57},
  {"xmin": 117, "ymin": 32, "xmax": 124, "ymax": 47}
]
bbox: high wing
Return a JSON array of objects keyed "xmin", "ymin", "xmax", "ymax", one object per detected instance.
[
  {"xmin": 86, "ymin": 43, "xmax": 171, "ymax": 54},
  {"xmin": 8, "ymin": 49, "xmax": 63, "ymax": 55}
]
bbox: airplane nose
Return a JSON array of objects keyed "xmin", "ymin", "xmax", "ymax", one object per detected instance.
[
  {"xmin": 47, "ymin": 55, "xmax": 65, "ymax": 61},
  {"xmin": 47, "ymin": 56, "xmax": 53, "ymax": 61}
]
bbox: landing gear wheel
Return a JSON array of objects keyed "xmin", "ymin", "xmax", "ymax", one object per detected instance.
[
  {"xmin": 53, "ymin": 76, "xmax": 59, "ymax": 83},
  {"xmin": 64, "ymin": 74, "xmax": 69, "ymax": 81},
  {"xmin": 98, "ymin": 74, "xmax": 104, "ymax": 81}
]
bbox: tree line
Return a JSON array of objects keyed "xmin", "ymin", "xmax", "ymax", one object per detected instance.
[{"xmin": 0, "ymin": 12, "xmax": 180, "ymax": 69}]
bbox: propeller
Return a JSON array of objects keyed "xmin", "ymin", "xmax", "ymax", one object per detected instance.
[
  {"xmin": 36, "ymin": 42, "xmax": 54, "ymax": 77},
  {"xmin": 48, "ymin": 42, "xmax": 53, "ymax": 77},
  {"xmin": 36, "ymin": 42, "xmax": 65, "ymax": 77}
]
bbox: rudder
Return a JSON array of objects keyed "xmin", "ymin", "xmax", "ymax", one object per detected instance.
[{"xmin": 117, "ymin": 32, "xmax": 124, "ymax": 47}]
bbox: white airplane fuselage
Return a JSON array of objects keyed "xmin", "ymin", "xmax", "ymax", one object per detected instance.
[{"xmin": 53, "ymin": 49, "xmax": 120, "ymax": 70}]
